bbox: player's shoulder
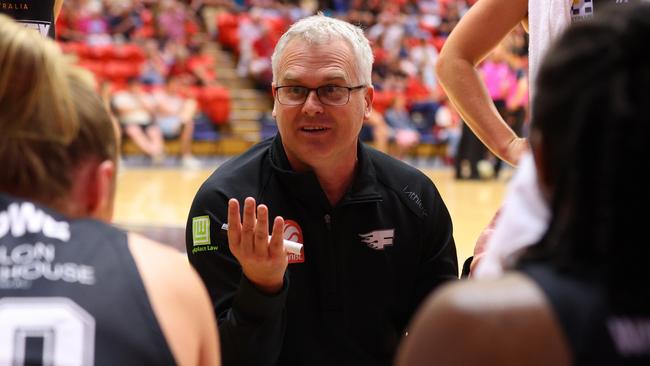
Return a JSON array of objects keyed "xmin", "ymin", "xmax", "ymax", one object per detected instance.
[
  {"xmin": 128, "ymin": 233, "xmax": 219, "ymax": 366},
  {"xmin": 128, "ymin": 233, "xmax": 205, "ymax": 298},
  {"xmin": 399, "ymin": 273, "xmax": 570, "ymax": 365},
  {"xmin": 424, "ymin": 272, "xmax": 552, "ymax": 333}
]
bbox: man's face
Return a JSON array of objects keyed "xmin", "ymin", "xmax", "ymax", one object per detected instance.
[{"xmin": 272, "ymin": 38, "xmax": 373, "ymax": 171}]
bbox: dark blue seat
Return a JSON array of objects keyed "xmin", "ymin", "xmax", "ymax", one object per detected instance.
[
  {"xmin": 193, "ymin": 113, "xmax": 221, "ymax": 141},
  {"xmin": 258, "ymin": 111, "xmax": 278, "ymax": 140}
]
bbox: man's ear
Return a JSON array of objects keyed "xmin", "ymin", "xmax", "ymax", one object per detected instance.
[
  {"xmin": 364, "ymin": 86, "xmax": 374, "ymax": 119},
  {"xmin": 271, "ymin": 82, "xmax": 277, "ymax": 118}
]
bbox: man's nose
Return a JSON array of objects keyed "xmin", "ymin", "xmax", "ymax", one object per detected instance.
[{"xmin": 301, "ymin": 89, "xmax": 324, "ymax": 116}]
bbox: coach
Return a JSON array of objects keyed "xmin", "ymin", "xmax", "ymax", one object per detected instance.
[{"xmin": 186, "ymin": 14, "xmax": 458, "ymax": 366}]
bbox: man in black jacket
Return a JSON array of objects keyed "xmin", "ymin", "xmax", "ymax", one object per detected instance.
[{"xmin": 186, "ymin": 14, "xmax": 458, "ymax": 366}]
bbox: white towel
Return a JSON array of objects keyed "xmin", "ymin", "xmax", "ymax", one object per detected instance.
[{"xmin": 474, "ymin": 151, "xmax": 550, "ymax": 278}]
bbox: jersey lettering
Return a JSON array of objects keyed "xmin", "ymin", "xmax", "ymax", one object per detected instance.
[
  {"xmin": 0, "ymin": 202, "xmax": 70, "ymax": 242},
  {"xmin": 14, "ymin": 20, "xmax": 51, "ymax": 37},
  {"xmin": 608, "ymin": 317, "xmax": 650, "ymax": 356}
]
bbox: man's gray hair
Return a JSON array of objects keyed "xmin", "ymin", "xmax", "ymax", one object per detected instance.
[{"xmin": 271, "ymin": 14, "xmax": 374, "ymax": 85}]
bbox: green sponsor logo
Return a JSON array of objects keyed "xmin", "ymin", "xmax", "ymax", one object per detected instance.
[{"xmin": 192, "ymin": 216, "xmax": 211, "ymax": 246}]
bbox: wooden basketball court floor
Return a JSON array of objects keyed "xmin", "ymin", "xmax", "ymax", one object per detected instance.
[{"xmin": 114, "ymin": 165, "xmax": 508, "ymax": 267}]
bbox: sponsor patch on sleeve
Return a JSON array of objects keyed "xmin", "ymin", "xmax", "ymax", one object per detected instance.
[
  {"xmin": 191, "ymin": 216, "xmax": 219, "ymax": 254},
  {"xmin": 192, "ymin": 216, "xmax": 211, "ymax": 246}
]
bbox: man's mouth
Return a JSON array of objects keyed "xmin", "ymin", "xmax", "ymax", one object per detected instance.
[{"xmin": 301, "ymin": 126, "xmax": 328, "ymax": 132}]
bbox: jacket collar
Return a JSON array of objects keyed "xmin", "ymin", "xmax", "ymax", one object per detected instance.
[{"xmin": 268, "ymin": 134, "xmax": 382, "ymax": 209}]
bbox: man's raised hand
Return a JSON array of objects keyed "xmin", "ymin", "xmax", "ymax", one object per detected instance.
[{"xmin": 227, "ymin": 197, "xmax": 287, "ymax": 294}]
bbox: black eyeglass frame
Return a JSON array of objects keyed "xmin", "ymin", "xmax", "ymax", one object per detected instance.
[{"xmin": 274, "ymin": 85, "xmax": 367, "ymax": 106}]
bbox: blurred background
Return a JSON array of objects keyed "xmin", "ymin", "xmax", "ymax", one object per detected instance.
[{"xmin": 54, "ymin": 0, "xmax": 529, "ymax": 264}]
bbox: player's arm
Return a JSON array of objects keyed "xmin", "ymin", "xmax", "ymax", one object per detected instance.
[
  {"xmin": 396, "ymin": 274, "xmax": 571, "ymax": 366},
  {"xmin": 186, "ymin": 187, "xmax": 288, "ymax": 366},
  {"xmin": 129, "ymin": 233, "xmax": 221, "ymax": 366},
  {"xmin": 54, "ymin": 0, "xmax": 64, "ymax": 21},
  {"xmin": 436, "ymin": 0, "xmax": 528, "ymax": 165}
]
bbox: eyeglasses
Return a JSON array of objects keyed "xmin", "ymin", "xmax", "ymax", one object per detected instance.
[{"xmin": 274, "ymin": 85, "xmax": 366, "ymax": 106}]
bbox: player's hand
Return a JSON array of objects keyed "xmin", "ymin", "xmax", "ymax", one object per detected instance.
[
  {"xmin": 506, "ymin": 137, "xmax": 530, "ymax": 166},
  {"xmin": 227, "ymin": 197, "xmax": 287, "ymax": 294},
  {"xmin": 470, "ymin": 208, "xmax": 501, "ymax": 276}
]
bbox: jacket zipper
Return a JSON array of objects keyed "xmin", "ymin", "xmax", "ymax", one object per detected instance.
[
  {"xmin": 324, "ymin": 213, "xmax": 331, "ymax": 230},
  {"xmin": 324, "ymin": 213, "xmax": 338, "ymax": 303}
]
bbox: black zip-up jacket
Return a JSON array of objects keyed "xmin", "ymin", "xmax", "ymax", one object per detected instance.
[{"xmin": 186, "ymin": 135, "xmax": 458, "ymax": 366}]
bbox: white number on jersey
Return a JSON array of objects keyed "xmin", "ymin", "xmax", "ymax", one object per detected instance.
[{"xmin": 0, "ymin": 297, "xmax": 95, "ymax": 366}]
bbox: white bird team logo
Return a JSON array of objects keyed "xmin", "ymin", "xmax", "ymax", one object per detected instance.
[{"xmin": 359, "ymin": 229, "xmax": 395, "ymax": 250}]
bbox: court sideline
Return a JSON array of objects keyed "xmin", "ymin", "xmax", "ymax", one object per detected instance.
[{"xmin": 114, "ymin": 166, "xmax": 508, "ymax": 266}]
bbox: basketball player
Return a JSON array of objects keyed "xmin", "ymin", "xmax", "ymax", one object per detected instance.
[
  {"xmin": 437, "ymin": 0, "xmax": 645, "ymax": 277},
  {"xmin": 0, "ymin": 15, "xmax": 219, "ymax": 365},
  {"xmin": 397, "ymin": 4, "xmax": 650, "ymax": 365}
]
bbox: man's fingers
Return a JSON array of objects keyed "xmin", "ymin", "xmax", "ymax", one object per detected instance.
[
  {"xmin": 254, "ymin": 205, "xmax": 271, "ymax": 257},
  {"xmin": 241, "ymin": 197, "xmax": 256, "ymax": 256},
  {"xmin": 269, "ymin": 216, "xmax": 285, "ymax": 258},
  {"xmin": 227, "ymin": 199, "xmax": 242, "ymax": 253}
]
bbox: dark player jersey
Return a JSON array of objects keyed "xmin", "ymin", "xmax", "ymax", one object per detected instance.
[
  {"xmin": 571, "ymin": 0, "xmax": 647, "ymax": 23},
  {"xmin": 0, "ymin": 0, "xmax": 56, "ymax": 38},
  {"xmin": 0, "ymin": 194, "xmax": 176, "ymax": 366},
  {"xmin": 522, "ymin": 263, "xmax": 650, "ymax": 365}
]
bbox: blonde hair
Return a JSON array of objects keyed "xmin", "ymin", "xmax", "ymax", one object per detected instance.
[
  {"xmin": 0, "ymin": 14, "xmax": 76, "ymax": 143},
  {"xmin": 0, "ymin": 15, "xmax": 118, "ymax": 206}
]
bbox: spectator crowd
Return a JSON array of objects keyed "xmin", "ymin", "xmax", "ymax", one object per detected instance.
[{"xmin": 55, "ymin": 0, "xmax": 529, "ymax": 173}]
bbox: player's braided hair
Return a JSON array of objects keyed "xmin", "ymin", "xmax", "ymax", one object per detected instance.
[{"xmin": 525, "ymin": 3, "xmax": 650, "ymax": 312}]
